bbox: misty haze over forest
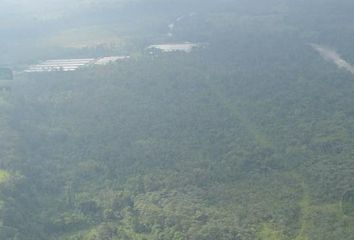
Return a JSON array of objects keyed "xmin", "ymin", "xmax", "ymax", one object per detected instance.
[{"xmin": 1, "ymin": 1, "xmax": 354, "ymax": 240}]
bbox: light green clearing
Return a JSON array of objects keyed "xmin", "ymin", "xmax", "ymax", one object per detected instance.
[{"xmin": 0, "ymin": 170, "xmax": 10, "ymax": 183}]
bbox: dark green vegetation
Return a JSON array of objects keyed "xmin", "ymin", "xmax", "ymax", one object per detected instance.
[
  {"xmin": 1, "ymin": 0, "xmax": 354, "ymax": 239},
  {"xmin": 343, "ymin": 191, "xmax": 354, "ymax": 217},
  {"xmin": 0, "ymin": 68, "xmax": 13, "ymax": 81},
  {"xmin": 0, "ymin": 68, "xmax": 13, "ymax": 92}
]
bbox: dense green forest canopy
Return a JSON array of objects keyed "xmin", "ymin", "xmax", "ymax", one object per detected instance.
[{"xmin": 0, "ymin": 0, "xmax": 354, "ymax": 240}]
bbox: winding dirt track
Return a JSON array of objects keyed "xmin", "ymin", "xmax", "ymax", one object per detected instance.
[{"xmin": 311, "ymin": 44, "xmax": 354, "ymax": 75}]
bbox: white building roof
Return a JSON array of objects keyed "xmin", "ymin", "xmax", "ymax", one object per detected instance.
[{"xmin": 24, "ymin": 56, "xmax": 130, "ymax": 73}]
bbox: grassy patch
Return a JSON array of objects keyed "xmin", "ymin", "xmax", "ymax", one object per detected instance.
[
  {"xmin": 258, "ymin": 223, "xmax": 285, "ymax": 240},
  {"xmin": 0, "ymin": 170, "xmax": 10, "ymax": 183},
  {"xmin": 43, "ymin": 26, "xmax": 125, "ymax": 48}
]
